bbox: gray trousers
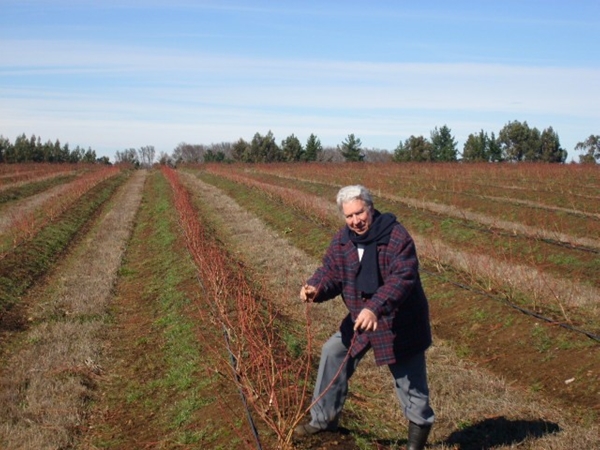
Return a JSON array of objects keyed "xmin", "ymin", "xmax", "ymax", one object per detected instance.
[{"xmin": 309, "ymin": 331, "xmax": 435, "ymax": 429}]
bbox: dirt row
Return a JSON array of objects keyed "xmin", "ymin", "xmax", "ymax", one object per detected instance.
[
  {"xmin": 249, "ymin": 166, "xmax": 600, "ymax": 238},
  {"xmin": 197, "ymin": 166, "xmax": 600, "ymax": 334},
  {"xmin": 180, "ymin": 172, "xmax": 600, "ymax": 449},
  {"xmin": 0, "ymin": 180, "xmax": 77, "ymax": 233},
  {"xmin": 0, "ymin": 171, "xmax": 146, "ymax": 449},
  {"xmin": 0, "ymin": 168, "xmax": 598, "ymax": 449}
]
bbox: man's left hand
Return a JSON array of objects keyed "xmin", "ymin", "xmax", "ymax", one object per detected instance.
[{"xmin": 354, "ymin": 308, "xmax": 378, "ymax": 331}]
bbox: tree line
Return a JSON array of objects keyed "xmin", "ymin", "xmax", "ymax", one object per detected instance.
[
  {"xmin": 113, "ymin": 146, "xmax": 156, "ymax": 168},
  {"xmin": 398, "ymin": 122, "xmax": 596, "ymax": 163},
  {"xmin": 162, "ymin": 121, "xmax": 599, "ymax": 166},
  {"xmin": 3, "ymin": 121, "xmax": 599, "ymax": 166},
  {"xmin": 0, "ymin": 133, "xmax": 110, "ymax": 164}
]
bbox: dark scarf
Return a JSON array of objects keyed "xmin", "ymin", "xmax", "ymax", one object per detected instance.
[{"xmin": 345, "ymin": 210, "xmax": 396, "ymax": 296}]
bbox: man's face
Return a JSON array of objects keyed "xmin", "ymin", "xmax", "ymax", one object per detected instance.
[{"xmin": 342, "ymin": 199, "xmax": 373, "ymax": 235}]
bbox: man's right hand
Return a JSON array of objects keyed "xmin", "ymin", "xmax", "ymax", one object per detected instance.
[{"xmin": 300, "ymin": 284, "xmax": 317, "ymax": 302}]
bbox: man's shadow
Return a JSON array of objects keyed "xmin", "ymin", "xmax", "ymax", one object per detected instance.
[
  {"xmin": 442, "ymin": 416, "xmax": 560, "ymax": 449},
  {"xmin": 370, "ymin": 416, "xmax": 560, "ymax": 449}
]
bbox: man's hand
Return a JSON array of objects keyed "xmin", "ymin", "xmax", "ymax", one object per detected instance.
[
  {"xmin": 354, "ymin": 308, "xmax": 378, "ymax": 331},
  {"xmin": 300, "ymin": 284, "xmax": 317, "ymax": 302}
]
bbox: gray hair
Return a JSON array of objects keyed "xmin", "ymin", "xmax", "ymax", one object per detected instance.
[{"xmin": 336, "ymin": 185, "xmax": 374, "ymax": 212}]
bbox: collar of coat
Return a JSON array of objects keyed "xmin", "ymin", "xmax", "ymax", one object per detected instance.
[
  {"xmin": 340, "ymin": 210, "xmax": 397, "ymax": 245},
  {"xmin": 341, "ymin": 210, "xmax": 397, "ymax": 295}
]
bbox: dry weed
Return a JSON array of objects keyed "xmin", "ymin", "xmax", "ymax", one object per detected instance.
[
  {"xmin": 181, "ymin": 173, "xmax": 600, "ymax": 449},
  {"xmin": 0, "ymin": 171, "xmax": 146, "ymax": 450}
]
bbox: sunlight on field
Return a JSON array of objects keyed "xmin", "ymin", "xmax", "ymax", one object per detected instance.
[{"xmin": 0, "ymin": 162, "xmax": 598, "ymax": 450}]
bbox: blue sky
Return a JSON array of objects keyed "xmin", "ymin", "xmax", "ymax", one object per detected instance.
[{"xmin": 1, "ymin": 1, "xmax": 599, "ymax": 162}]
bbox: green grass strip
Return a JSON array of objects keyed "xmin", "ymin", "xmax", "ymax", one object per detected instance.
[
  {"xmin": 0, "ymin": 173, "xmax": 80, "ymax": 206},
  {"xmin": 227, "ymin": 170, "xmax": 600, "ymax": 289},
  {"xmin": 196, "ymin": 171, "xmax": 332, "ymax": 259},
  {"xmin": 193, "ymin": 167, "xmax": 598, "ymax": 349},
  {"xmin": 0, "ymin": 171, "xmax": 130, "ymax": 311},
  {"xmin": 98, "ymin": 171, "xmax": 241, "ymax": 448}
]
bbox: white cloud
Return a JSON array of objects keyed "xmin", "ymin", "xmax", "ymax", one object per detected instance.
[
  {"xmin": 1, "ymin": 38, "xmax": 598, "ymax": 160},
  {"xmin": 3, "ymin": 39, "xmax": 598, "ymax": 115}
]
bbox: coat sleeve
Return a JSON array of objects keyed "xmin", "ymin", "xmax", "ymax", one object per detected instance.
[
  {"xmin": 363, "ymin": 225, "xmax": 419, "ymax": 317},
  {"xmin": 307, "ymin": 234, "xmax": 344, "ymax": 303}
]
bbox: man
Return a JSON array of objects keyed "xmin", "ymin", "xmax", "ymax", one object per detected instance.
[{"xmin": 294, "ymin": 185, "xmax": 434, "ymax": 450}]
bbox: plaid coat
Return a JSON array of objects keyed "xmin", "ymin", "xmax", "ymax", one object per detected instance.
[{"xmin": 307, "ymin": 220, "xmax": 432, "ymax": 366}]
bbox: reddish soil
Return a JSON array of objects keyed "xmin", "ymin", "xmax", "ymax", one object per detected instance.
[
  {"xmin": 426, "ymin": 271, "xmax": 600, "ymax": 417},
  {"xmin": 2, "ymin": 167, "xmax": 598, "ymax": 450}
]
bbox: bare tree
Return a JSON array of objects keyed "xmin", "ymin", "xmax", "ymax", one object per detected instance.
[
  {"xmin": 364, "ymin": 148, "xmax": 393, "ymax": 163},
  {"xmin": 158, "ymin": 151, "xmax": 174, "ymax": 166},
  {"xmin": 114, "ymin": 148, "xmax": 139, "ymax": 166},
  {"xmin": 208, "ymin": 142, "xmax": 233, "ymax": 161},
  {"xmin": 172, "ymin": 142, "xmax": 205, "ymax": 163},
  {"xmin": 318, "ymin": 146, "xmax": 344, "ymax": 162},
  {"xmin": 137, "ymin": 145, "xmax": 156, "ymax": 168}
]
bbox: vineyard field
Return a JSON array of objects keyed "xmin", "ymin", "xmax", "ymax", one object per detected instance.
[{"xmin": 0, "ymin": 162, "xmax": 598, "ymax": 450}]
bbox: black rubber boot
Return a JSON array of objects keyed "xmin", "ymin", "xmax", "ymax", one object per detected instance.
[{"xmin": 407, "ymin": 421, "xmax": 431, "ymax": 450}]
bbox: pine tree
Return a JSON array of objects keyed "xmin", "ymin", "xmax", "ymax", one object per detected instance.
[
  {"xmin": 304, "ymin": 134, "xmax": 322, "ymax": 161},
  {"xmin": 430, "ymin": 125, "xmax": 457, "ymax": 161},
  {"xmin": 339, "ymin": 134, "xmax": 364, "ymax": 162}
]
